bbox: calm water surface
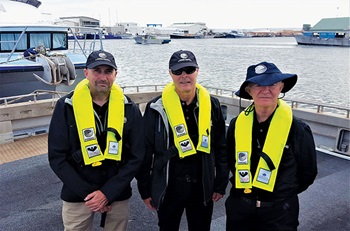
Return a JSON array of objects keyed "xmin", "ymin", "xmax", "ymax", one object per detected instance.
[{"xmin": 103, "ymin": 37, "xmax": 349, "ymax": 107}]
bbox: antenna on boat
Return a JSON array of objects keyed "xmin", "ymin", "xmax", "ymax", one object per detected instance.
[{"xmin": 108, "ymin": 8, "xmax": 111, "ymax": 27}]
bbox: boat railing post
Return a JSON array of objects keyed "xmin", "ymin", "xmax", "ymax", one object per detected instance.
[
  {"xmin": 6, "ymin": 27, "xmax": 28, "ymax": 63},
  {"xmin": 51, "ymin": 94, "xmax": 56, "ymax": 107}
]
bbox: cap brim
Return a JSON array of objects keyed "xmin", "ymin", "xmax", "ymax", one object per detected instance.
[
  {"xmin": 170, "ymin": 63, "xmax": 198, "ymax": 71},
  {"xmin": 87, "ymin": 61, "xmax": 117, "ymax": 69}
]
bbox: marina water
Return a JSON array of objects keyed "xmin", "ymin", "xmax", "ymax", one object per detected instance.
[{"xmin": 102, "ymin": 37, "xmax": 349, "ymax": 108}]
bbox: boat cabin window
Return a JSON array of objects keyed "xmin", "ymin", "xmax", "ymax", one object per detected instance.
[
  {"xmin": 0, "ymin": 33, "xmax": 27, "ymax": 51},
  {"xmin": 0, "ymin": 32, "xmax": 67, "ymax": 52}
]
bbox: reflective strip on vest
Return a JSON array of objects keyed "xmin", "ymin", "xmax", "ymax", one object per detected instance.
[
  {"xmin": 72, "ymin": 79, "xmax": 124, "ymax": 166},
  {"xmin": 162, "ymin": 82, "xmax": 211, "ymax": 158},
  {"xmin": 235, "ymin": 99, "xmax": 292, "ymax": 191}
]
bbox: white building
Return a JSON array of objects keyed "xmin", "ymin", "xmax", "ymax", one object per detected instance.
[
  {"xmin": 101, "ymin": 22, "xmax": 139, "ymax": 35},
  {"xmin": 56, "ymin": 16, "xmax": 100, "ymax": 34}
]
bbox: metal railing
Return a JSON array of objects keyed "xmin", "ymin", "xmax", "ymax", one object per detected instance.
[
  {"xmin": 0, "ymin": 90, "xmax": 65, "ymax": 106},
  {"xmin": 1, "ymin": 85, "xmax": 349, "ymax": 119},
  {"xmin": 120, "ymin": 84, "xmax": 350, "ymax": 118}
]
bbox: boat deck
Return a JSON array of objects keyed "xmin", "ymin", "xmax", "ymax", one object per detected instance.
[
  {"xmin": 0, "ymin": 134, "xmax": 48, "ymax": 164},
  {"xmin": 0, "ymin": 135, "xmax": 349, "ymax": 231}
]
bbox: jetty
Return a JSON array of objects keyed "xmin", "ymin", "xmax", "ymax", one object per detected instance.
[{"xmin": 0, "ymin": 85, "xmax": 349, "ymax": 230}]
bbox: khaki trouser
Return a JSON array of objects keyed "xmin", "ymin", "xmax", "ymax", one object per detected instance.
[{"xmin": 62, "ymin": 199, "xmax": 129, "ymax": 231}]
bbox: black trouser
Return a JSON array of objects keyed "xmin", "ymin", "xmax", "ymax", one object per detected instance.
[
  {"xmin": 157, "ymin": 179, "xmax": 213, "ymax": 231},
  {"xmin": 225, "ymin": 194, "xmax": 299, "ymax": 231}
]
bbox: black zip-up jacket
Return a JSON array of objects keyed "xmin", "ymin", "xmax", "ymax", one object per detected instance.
[
  {"xmin": 137, "ymin": 94, "xmax": 229, "ymax": 209},
  {"xmin": 226, "ymin": 113, "xmax": 318, "ymax": 200},
  {"xmin": 48, "ymin": 91, "xmax": 144, "ymax": 203}
]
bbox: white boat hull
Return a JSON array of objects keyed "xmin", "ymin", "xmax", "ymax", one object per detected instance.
[
  {"xmin": 134, "ymin": 35, "xmax": 171, "ymax": 44},
  {"xmin": 0, "ymin": 68, "xmax": 85, "ymax": 99}
]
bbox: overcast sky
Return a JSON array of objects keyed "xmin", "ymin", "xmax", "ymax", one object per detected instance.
[{"xmin": 39, "ymin": 0, "xmax": 349, "ymax": 29}]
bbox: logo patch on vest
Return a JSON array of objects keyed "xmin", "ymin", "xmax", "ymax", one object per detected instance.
[
  {"xmin": 82, "ymin": 128, "xmax": 96, "ymax": 142},
  {"xmin": 86, "ymin": 144, "xmax": 101, "ymax": 158},
  {"xmin": 179, "ymin": 139, "xmax": 193, "ymax": 152},
  {"xmin": 108, "ymin": 141, "xmax": 119, "ymax": 155},
  {"xmin": 256, "ymin": 168, "xmax": 271, "ymax": 184},
  {"xmin": 201, "ymin": 135, "xmax": 209, "ymax": 148},
  {"xmin": 238, "ymin": 170, "xmax": 250, "ymax": 183},
  {"xmin": 237, "ymin": 152, "xmax": 248, "ymax": 164},
  {"xmin": 174, "ymin": 124, "xmax": 187, "ymax": 137}
]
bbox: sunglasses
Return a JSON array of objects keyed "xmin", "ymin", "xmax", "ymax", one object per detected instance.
[{"xmin": 171, "ymin": 66, "xmax": 197, "ymax": 75}]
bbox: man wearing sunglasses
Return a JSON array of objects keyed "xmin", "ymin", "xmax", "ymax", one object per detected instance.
[{"xmin": 137, "ymin": 50, "xmax": 229, "ymax": 231}]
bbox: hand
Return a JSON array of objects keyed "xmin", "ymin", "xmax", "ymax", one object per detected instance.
[
  {"xmin": 143, "ymin": 198, "xmax": 156, "ymax": 210},
  {"xmin": 212, "ymin": 192, "xmax": 224, "ymax": 202},
  {"xmin": 84, "ymin": 190, "xmax": 109, "ymax": 212},
  {"xmin": 99, "ymin": 205, "xmax": 112, "ymax": 213}
]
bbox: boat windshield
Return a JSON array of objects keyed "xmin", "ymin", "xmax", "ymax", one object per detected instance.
[{"xmin": 0, "ymin": 32, "xmax": 67, "ymax": 52}]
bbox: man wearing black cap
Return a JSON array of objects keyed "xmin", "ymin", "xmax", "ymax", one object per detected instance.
[
  {"xmin": 225, "ymin": 62, "xmax": 318, "ymax": 231},
  {"xmin": 48, "ymin": 50, "xmax": 144, "ymax": 230},
  {"xmin": 137, "ymin": 50, "xmax": 229, "ymax": 231}
]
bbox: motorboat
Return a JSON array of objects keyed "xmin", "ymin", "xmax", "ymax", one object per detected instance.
[
  {"xmin": 133, "ymin": 34, "xmax": 171, "ymax": 44},
  {"xmin": 0, "ymin": 0, "xmax": 104, "ymax": 100},
  {"xmin": 294, "ymin": 31, "xmax": 350, "ymax": 47},
  {"xmin": 294, "ymin": 17, "xmax": 350, "ymax": 47},
  {"xmin": 226, "ymin": 30, "xmax": 252, "ymax": 38},
  {"xmin": 170, "ymin": 29, "xmax": 196, "ymax": 39},
  {"xmin": 103, "ymin": 33, "xmax": 123, "ymax": 39}
]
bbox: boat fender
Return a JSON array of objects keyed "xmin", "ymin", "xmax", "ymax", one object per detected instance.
[
  {"xmin": 49, "ymin": 57, "xmax": 63, "ymax": 84},
  {"xmin": 33, "ymin": 54, "xmax": 60, "ymax": 85},
  {"xmin": 52, "ymin": 56, "xmax": 69, "ymax": 84},
  {"xmin": 63, "ymin": 56, "xmax": 77, "ymax": 86}
]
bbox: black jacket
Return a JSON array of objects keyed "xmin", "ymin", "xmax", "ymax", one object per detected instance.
[
  {"xmin": 48, "ymin": 91, "xmax": 145, "ymax": 203},
  {"xmin": 226, "ymin": 113, "xmax": 318, "ymax": 200},
  {"xmin": 137, "ymin": 94, "xmax": 229, "ymax": 209}
]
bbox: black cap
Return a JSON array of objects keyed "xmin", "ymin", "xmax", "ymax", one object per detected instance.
[
  {"xmin": 86, "ymin": 50, "xmax": 117, "ymax": 69},
  {"xmin": 169, "ymin": 50, "xmax": 198, "ymax": 71}
]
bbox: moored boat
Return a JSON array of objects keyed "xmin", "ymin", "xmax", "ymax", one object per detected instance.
[
  {"xmin": 133, "ymin": 34, "xmax": 171, "ymax": 44},
  {"xmin": 294, "ymin": 17, "xmax": 350, "ymax": 47},
  {"xmin": 0, "ymin": 0, "xmax": 104, "ymax": 100},
  {"xmin": 170, "ymin": 33, "xmax": 196, "ymax": 39},
  {"xmin": 102, "ymin": 33, "xmax": 123, "ymax": 39},
  {"xmin": 225, "ymin": 30, "xmax": 252, "ymax": 38}
]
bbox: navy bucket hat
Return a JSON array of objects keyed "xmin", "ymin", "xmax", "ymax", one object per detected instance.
[
  {"xmin": 169, "ymin": 50, "xmax": 198, "ymax": 71},
  {"xmin": 235, "ymin": 62, "xmax": 298, "ymax": 99}
]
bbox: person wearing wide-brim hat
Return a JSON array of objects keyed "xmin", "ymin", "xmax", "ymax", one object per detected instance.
[{"xmin": 225, "ymin": 62, "xmax": 318, "ymax": 231}]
